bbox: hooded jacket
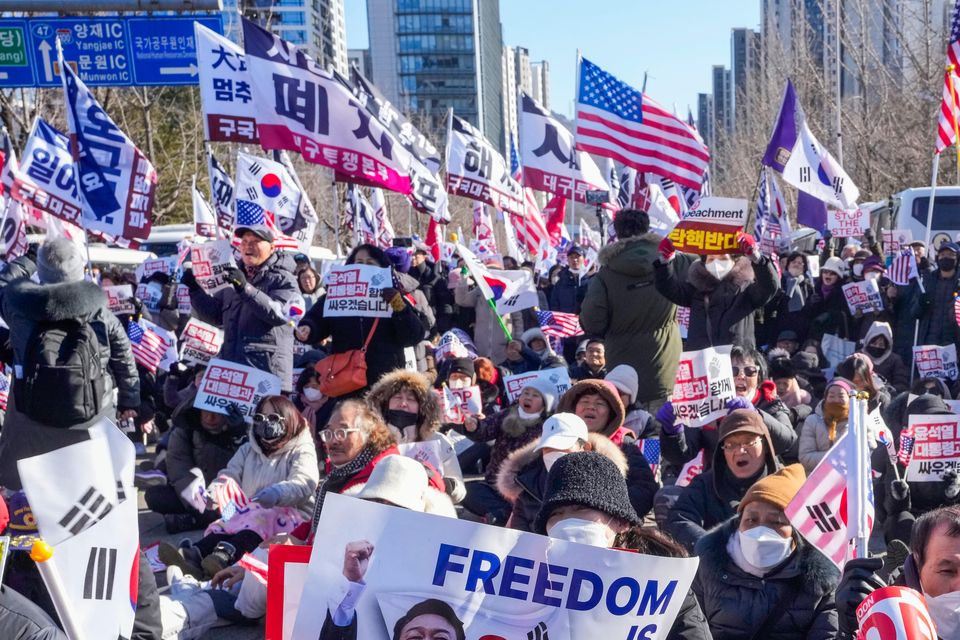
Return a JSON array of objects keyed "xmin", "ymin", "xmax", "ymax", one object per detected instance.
[
  {"xmin": 366, "ymin": 369, "xmax": 466, "ymax": 503},
  {"xmin": 501, "ymin": 328, "xmax": 566, "ymax": 375},
  {"xmin": 693, "ymin": 518, "xmax": 839, "ymax": 639},
  {"xmin": 496, "ymin": 433, "xmax": 628, "ymax": 533},
  {"xmin": 798, "ymin": 400, "xmax": 850, "ymax": 473},
  {"xmin": 861, "ymin": 321, "xmax": 909, "ymax": 392},
  {"xmin": 665, "ymin": 415, "xmax": 780, "ymax": 552},
  {"xmin": 580, "ymin": 234, "xmax": 695, "ymax": 404},
  {"xmin": 654, "ymin": 254, "xmax": 780, "ymax": 351},
  {"xmin": 454, "ymin": 280, "xmax": 517, "ymax": 365},
  {"xmin": 555, "ymin": 380, "xmax": 659, "ymax": 520},
  {"xmin": 0, "ymin": 256, "xmax": 141, "ymax": 489},
  {"xmin": 190, "ymin": 251, "xmax": 299, "ymax": 391}
]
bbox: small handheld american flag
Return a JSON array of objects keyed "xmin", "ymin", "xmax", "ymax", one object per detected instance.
[
  {"xmin": 126, "ymin": 321, "xmax": 166, "ymax": 374},
  {"xmin": 537, "ymin": 309, "xmax": 584, "ymax": 339},
  {"xmin": 640, "ymin": 438, "xmax": 660, "ymax": 476},
  {"xmin": 889, "ymin": 249, "xmax": 919, "ymax": 286},
  {"xmin": 898, "ymin": 427, "xmax": 916, "ymax": 467}
]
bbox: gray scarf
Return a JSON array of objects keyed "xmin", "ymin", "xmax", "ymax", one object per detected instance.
[
  {"xmin": 784, "ymin": 274, "xmax": 806, "ymax": 312},
  {"xmin": 308, "ymin": 445, "xmax": 377, "ymax": 536}
]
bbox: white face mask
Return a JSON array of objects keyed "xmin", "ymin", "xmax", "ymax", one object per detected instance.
[
  {"xmin": 852, "ymin": 263, "xmax": 864, "ymax": 277},
  {"xmin": 737, "ymin": 526, "xmax": 792, "ymax": 569},
  {"xmin": 547, "ymin": 517, "xmax": 611, "ymax": 548},
  {"xmin": 301, "ymin": 387, "xmax": 323, "ymax": 402},
  {"xmin": 924, "ymin": 590, "xmax": 960, "ymax": 638},
  {"xmin": 706, "ymin": 258, "xmax": 734, "ymax": 280},
  {"xmin": 542, "ymin": 451, "xmax": 567, "ymax": 472},
  {"xmin": 448, "ymin": 378, "xmax": 468, "ymax": 390},
  {"xmin": 864, "ymin": 271, "xmax": 880, "ymax": 281},
  {"xmin": 518, "ymin": 407, "xmax": 542, "ymax": 420}
]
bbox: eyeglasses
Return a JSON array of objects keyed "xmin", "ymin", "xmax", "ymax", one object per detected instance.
[
  {"xmin": 732, "ymin": 366, "xmax": 759, "ymax": 378},
  {"xmin": 720, "ymin": 437, "xmax": 762, "ymax": 453},
  {"xmin": 253, "ymin": 413, "xmax": 285, "ymax": 426},
  {"xmin": 319, "ymin": 428, "xmax": 361, "ymax": 443}
]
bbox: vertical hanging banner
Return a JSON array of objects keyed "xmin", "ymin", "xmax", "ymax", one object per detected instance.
[
  {"xmin": 207, "ymin": 148, "xmax": 236, "ymax": 233},
  {"xmin": 445, "ymin": 113, "xmax": 524, "ymax": 216},
  {"xmin": 241, "ymin": 18, "xmax": 413, "ymax": 195},
  {"xmin": 667, "ymin": 197, "xmax": 747, "ymax": 255},
  {"xmin": 195, "ymin": 21, "xmax": 258, "ymax": 143},
  {"xmin": 0, "ymin": 129, "xmax": 28, "ymax": 260},
  {"xmin": 59, "ymin": 42, "xmax": 157, "ymax": 244},
  {"xmin": 670, "ymin": 345, "xmax": 735, "ymax": 427},
  {"xmin": 193, "ymin": 181, "xmax": 219, "ymax": 238}
]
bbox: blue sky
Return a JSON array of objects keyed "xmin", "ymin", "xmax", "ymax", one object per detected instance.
[{"xmin": 344, "ymin": 0, "xmax": 761, "ymax": 118}]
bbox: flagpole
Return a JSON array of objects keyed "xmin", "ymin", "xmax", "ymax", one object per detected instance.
[
  {"xmin": 330, "ymin": 168, "xmax": 342, "ymax": 257},
  {"xmin": 31, "ymin": 541, "xmax": 86, "ymax": 640},
  {"xmin": 850, "ymin": 392, "xmax": 870, "ymax": 559},
  {"xmin": 834, "ymin": 0, "xmax": 843, "ymax": 166},
  {"xmin": 912, "ymin": 152, "xmax": 940, "ymax": 384}
]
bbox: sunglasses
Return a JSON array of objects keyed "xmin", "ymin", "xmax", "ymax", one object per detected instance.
[
  {"xmin": 732, "ymin": 366, "xmax": 759, "ymax": 378},
  {"xmin": 253, "ymin": 413, "xmax": 285, "ymax": 426}
]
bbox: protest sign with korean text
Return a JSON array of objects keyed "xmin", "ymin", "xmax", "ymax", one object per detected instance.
[
  {"xmin": 855, "ymin": 585, "xmax": 937, "ymax": 640},
  {"xmin": 503, "ymin": 368, "xmax": 571, "ymax": 403},
  {"xmin": 191, "ymin": 239, "xmax": 234, "ymax": 294},
  {"xmin": 322, "ymin": 264, "xmax": 392, "ymax": 318},
  {"xmin": 445, "ymin": 113, "xmax": 524, "ymax": 216},
  {"xmin": 177, "ymin": 284, "xmax": 192, "ymax": 313},
  {"xmin": 196, "ymin": 22, "xmax": 258, "ymax": 143},
  {"xmin": 676, "ymin": 306, "xmax": 690, "ymax": 340},
  {"xmin": 136, "ymin": 256, "xmax": 174, "ymax": 282},
  {"xmin": 827, "ymin": 208, "xmax": 868, "ymax": 238},
  {"xmin": 104, "ymin": 284, "xmax": 134, "ymax": 316},
  {"xmin": 667, "ymin": 197, "xmax": 747, "ymax": 255},
  {"xmin": 135, "ymin": 282, "xmax": 162, "ymax": 312},
  {"xmin": 291, "ymin": 493, "xmax": 698, "ymax": 640},
  {"xmin": 883, "ymin": 229, "xmax": 913, "ymax": 258},
  {"xmin": 842, "ymin": 279, "xmax": 884, "ymax": 315},
  {"xmin": 913, "ymin": 344, "xmax": 959, "ymax": 380},
  {"xmin": 180, "ymin": 317, "xmax": 225, "ymax": 366},
  {"xmin": 905, "ymin": 414, "xmax": 960, "ymax": 482},
  {"xmin": 670, "ymin": 345, "xmax": 735, "ymax": 427},
  {"xmin": 194, "ymin": 358, "xmax": 282, "ymax": 421}
]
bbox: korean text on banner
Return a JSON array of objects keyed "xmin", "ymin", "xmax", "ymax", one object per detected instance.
[
  {"xmin": 667, "ymin": 197, "xmax": 747, "ymax": 255},
  {"xmin": 291, "ymin": 493, "xmax": 699, "ymax": 640},
  {"xmin": 194, "ymin": 358, "xmax": 283, "ymax": 421},
  {"xmin": 191, "ymin": 239, "xmax": 235, "ymax": 294},
  {"xmin": 671, "ymin": 345, "xmax": 736, "ymax": 427},
  {"xmin": 322, "ymin": 264, "xmax": 393, "ymax": 318},
  {"xmin": 905, "ymin": 414, "xmax": 960, "ymax": 481},
  {"xmin": 445, "ymin": 113, "xmax": 524, "ymax": 216},
  {"xmin": 104, "ymin": 284, "xmax": 134, "ymax": 316},
  {"xmin": 913, "ymin": 344, "xmax": 959, "ymax": 380},
  {"xmin": 882, "ymin": 229, "xmax": 913, "ymax": 257},
  {"xmin": 841, "ymin": 279, "xmax": 884, "ymax": 315},
  {"xmin": 827, "ymin": 208, "xmax": 869, "ymax": 238},
  {"xmin": 502, "ymin": 368, "xmax": 571, "ymax": 403},
  {"xmin": 180, "ymin": 317, "xmax": 225, "ymax": 366},
  {"xmin": 195, "ymin": 22, "xmax": 258, "ymax": 144}
]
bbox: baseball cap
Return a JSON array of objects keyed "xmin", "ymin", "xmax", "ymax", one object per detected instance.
[
  {"xmin": 234, "ymin": 225, "xmax": 276, "ymax": 243},
  {"xmin": 6, "ymin": 491, "xmax": 40, "ymax": 551},
  {"xmin": 536, "ymin": 413, "xmax": 589, "ymax": 452}
]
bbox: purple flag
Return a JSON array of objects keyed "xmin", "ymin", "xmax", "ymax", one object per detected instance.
[
  {"xmin": 797, "ymin": 191, "xmax": 828, "ymax": 231},
  {"xmin": 761, "ymin": 80, "xmax": 800, "ymax": 173}
]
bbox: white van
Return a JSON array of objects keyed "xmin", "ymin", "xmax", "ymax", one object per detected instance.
[{"xmin": 888, "ymin": 186, "xmax": 960, "ymax": 250}]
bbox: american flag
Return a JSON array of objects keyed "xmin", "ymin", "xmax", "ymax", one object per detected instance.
[
  {"xmin": 508, "ymin": 139, "xmax": 550, "ymax": 259},
  {"xmin": 235, "ymin": 199, "xmax": 299, "ymax": 251},
  {"xmin": 0, "ymin": 367, "xmax": 9, "ymax": 411},
  {"xmin": 754, "ymin": 168, "xmax": 771, "ymax": 240},
  {"xmin": 937, "ymin": 0, "xmax": 960, "ymax": 153},
  {"xmin": 640, "ymin": 438, "xmax": 660, "ymax": 476},
  {"xmin": 889, "ymin": 249, "xmax": 919, "ymax": 286},
  {"xmin": 213, "ymin": 475, "xmax": 250, "ymax": 511},
  {"xmin": 575, "ymin": 57, "xmax": 709, "ymax": 192},
  {"xmin": 898, "ymin": 426, "xmax": 916, "ymax": 466},
  {"xmin": 126, "ymin": 320, "xmax": 167, "ymax": 374},
  {"xmin": 537, "ymin": 309, "xmax": 584, "ymax": 338}
]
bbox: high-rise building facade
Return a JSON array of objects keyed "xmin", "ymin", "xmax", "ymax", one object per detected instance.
[
  {"xmin": 530, "ymin": 60, "xmax": 549, "ymax": 109},
  {"xmin": 367, "ymin": 0, "xmax": 504, "ymax": 151},
  {"xmin": 348, "ymin": 48, "xmax": 372, "ymax": 78},
  {"xmin": 712, "ymin": 65, "xmax": 733, "ymax": 138},
  {"xmin": 242, "ymin": 0, "xmax": 348, "ymax": 74},
  {"xmin": 697, "ymin": 92, "xmax": 715, "ymax": 151},
  {"xmin": 730, "ymin": 27, "xmax": 760, "ymax": 132}
]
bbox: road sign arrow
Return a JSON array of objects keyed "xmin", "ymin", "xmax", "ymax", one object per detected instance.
[
  {"xmin": 37, "ymin": 39, "xmax": 53, "ymax": 82},
  {"xmin": 159, "ymin": 63, "xmax": 197, "ymax": 76}
]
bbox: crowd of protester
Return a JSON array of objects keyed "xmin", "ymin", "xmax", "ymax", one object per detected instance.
[{"xmin": 3, "ymin": 209, "xmax": 960, "ymax": 638}]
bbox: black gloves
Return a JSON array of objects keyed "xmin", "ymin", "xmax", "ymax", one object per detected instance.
[
  {"xmin": 945, "ymin": 470, "xmax": 960, "ymax": 501},
  {"xmin": 180, "ymin": 269, "xmax": 199, "ymax": 291},
  {"xmin": 224, "ymin": 267, "xmax": 247, "ymax": 292},
  {"xmin": 836, "ymin": 556, "xmax": 885, "ymax": 638},
  {"xmin": 225, "ymin": 404, "xmax": 246, "ymax": 430},
  {"xmin": 443, "ymin": 476, "xmax": 457, "ymax": 496},
  {"xmin": 884, "ymin": 478, "xmax": 911, "ymax": 515}
]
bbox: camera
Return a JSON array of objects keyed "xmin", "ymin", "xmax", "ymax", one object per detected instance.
[{"xmin": 585, "ymin": 190, "xmax": 610, "ymax": 205}]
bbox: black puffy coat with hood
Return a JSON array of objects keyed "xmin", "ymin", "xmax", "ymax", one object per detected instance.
[
  {"xmin": 665, "ymin": 415, "xmax": 780, "ymax": 552},
  {"xmin": 654, "ymin": 253, "xmax": 779, "ymax": 351},
  {"xmin": 693, "ymin": 517, "xmax": 839, "ymax": 639}
]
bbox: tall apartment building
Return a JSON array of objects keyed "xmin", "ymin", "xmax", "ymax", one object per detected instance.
[
  {"xmin": 241, "ymin": 0, "xmax": 348, "ymax": 74},
  {"xmin": 530, "ymin": 60, "xmax": 550, "ymax": 109},
  {"xmin": 712, "ymin": 65, "xmax": 733, "ymax": 138},
  {"xmin": 348, "ymin": 48, "xmax": 372, "ymax": 78},
  {"xmin": 730, "ymin": 27, "xmax": 761, "ymax": 133},
  {"xmin": 697, "ymin": 92, "xmax": 715, "ymax": 150}
]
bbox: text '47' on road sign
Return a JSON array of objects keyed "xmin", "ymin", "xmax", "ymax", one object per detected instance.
[{"xmin": 0, "ymin": 14, "xmax": 223, "ymax": 88}]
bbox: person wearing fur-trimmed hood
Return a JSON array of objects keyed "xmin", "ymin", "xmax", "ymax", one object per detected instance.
[{"xmin": 365, "ymin": 369, "xmax": 466, "ymax": 503}]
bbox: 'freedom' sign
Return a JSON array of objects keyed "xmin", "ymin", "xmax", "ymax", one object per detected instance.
[
  {"xmin": 194, "ymin": 358, "xmax": 282, "ymax": 422},
  {"xmin": 667, "ymin": 197, "xmax": 747, "ymax": 255},
  {"xmin": 322, "ymin": 264, "xmax": 392, "ymax": 318}
]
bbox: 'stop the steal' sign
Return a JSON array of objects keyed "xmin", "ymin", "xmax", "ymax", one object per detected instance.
[
  {"xmin": 827, "ymin": 208, "xmax": 869, "ymax": 239},
  {"xmin": 668, "ymin": 197, "xmax": 747, "ymax": 255},
  {"xmin": 323, "ymin": 264, "xmax": 392, "ymax": 318},
  {"xmin": 671, "ymin": 345, "xmax": 736, "ymax": 427}
]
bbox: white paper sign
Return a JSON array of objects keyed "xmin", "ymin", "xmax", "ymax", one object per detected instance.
[
  {"xmin": 913, "ymin": 344, "xmax": 959, "ymax": 381},
  {"xmin": 323, "ymin": 264, "xmax": 393, "ymax": 318},
  {"xmin": 842, "ymin": 279, "xmax": 884, "ymax": 315},
  {"xmin": 905, "ymin": 414, "xmax": 960, "ymax": 482},
  {"xmin": 883, "ymin": 229, "xmax": 913, "ymax": 257},
  {"xmin": 670, "ymin": 345, "xmax": 735, "ymax": 428},
  {"xmin": 502, "ymin": 369, "xmax": 571, "ymax": 403},
  {"xmin": 398, "ymin": 441, "xmax": 444, "ymax": 476},
  {"xmin": 828, "ymin": 208, "xmax": 869, "ymax": 238},
  {"xmin": 104, "ymin": 284, "xmax": 134, "ymax": 315},
  {"xmin": 193, "ymin": 358, "xmax": 282, "ymax": 421},
  {"xmin": 179, "ymin": 317, "xmax": 225, "ymax": 367},
  {"xmin": 291, "ymin": 494, "xmax": 698, "ymax": 640},
  {"xmin": 191, "ymin": 239, "xmax": 235, "ymax": 295},
  {"xmin": 176, "ymin": 284, "xmax": 192, "ymax": 313},
  {"xmin": 675, "ymin": 450, "xmax": 705, "ymax": 488},
  {"xmin": 449, "ymin": 386, "xmax": 482, "ymax": 418},
  {"xmin": 822, "ymin": 333, "xmax": 856, "ymax": 369}
]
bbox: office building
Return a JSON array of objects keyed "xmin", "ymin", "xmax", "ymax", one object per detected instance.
[
  {"xmin": 348, "ymin": 48, "xmax": 372, "ymax": 78},
  {"xmin": 240, "ymin": 0, "xmax": 348, "ymax": 74},
  {"xmin": 730, "ymin": 27, "xmax": 760, "ymax": 132},
  {"xmin": 530, "ymin": 60, "xmax": 549, "ymax": 109},
  {"xmin": 712, "ymin": 65, "xmax": 733, "ymax": 138},
  {"xmin": 697, "ymin": 92, "xmax": 714, "ymax": 150}
]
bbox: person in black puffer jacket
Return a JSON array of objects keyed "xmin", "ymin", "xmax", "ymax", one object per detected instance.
[{"xmin": 693, "ymin": 464, "xmax": 839, "ymax": 639}]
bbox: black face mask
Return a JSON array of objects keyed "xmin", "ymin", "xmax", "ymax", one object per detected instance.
[
  {"xmin": 253, "ymin": 414, "xmax": 287, "ymax": 441},
  {"xmin": 940, "ymin": 257, "xmax": 957, "ymax": 272},
  {"xmin": 386, "ymin": 409, "xmax": 419, "ymax": 429},
  {"xmin": 865, "ymin": 345, "xmax": 886, "ymax": 359}
]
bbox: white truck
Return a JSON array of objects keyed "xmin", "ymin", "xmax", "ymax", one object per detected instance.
[{"xmin": 880, "ymin": 186, "xmax": 960, "ymax": 250}]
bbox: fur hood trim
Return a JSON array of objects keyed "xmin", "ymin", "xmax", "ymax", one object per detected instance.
[
  {"xmin": 695, "ymin": 517, "xmax": 838, "ymax": 597},
  {"xmin": 687, "ymin": 256, "xmax": 756, "ymax": 293},
  {"xmin": 495, "ymin": 432, "xmax": 627, "ymax": 502},
  {"xmin": 598, "ymin": 232, "xmax": 663, "ymax": 267},
  {"xmin": 557, "ymin": 379, "xmax": 625, "ymax": 437},
  {"xmin": 366, "ymin": 369, "xmax": 441, "ymax": 440},
  {"xmin": 6, "ymin": 278, "xmax": 107, "ymax": 322}
]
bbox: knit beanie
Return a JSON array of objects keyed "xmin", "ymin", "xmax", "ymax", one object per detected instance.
[
  {"xmin": 605, "ymin": 364, "xmax": 639, "ymax": 406},
  {"xmin": 907, "ymin": 393, "xmax": 954, "ymax": 417},
  {"xmin": 385, "ymin": 247, "xmax": 412, "ymax": 274},
  {"xmin": 821, "ymin": 256, "xmax": 847, "ymax": 277},
  {"xmin": 37, "ymin": 237, "xmax": 85, "ymax": 284},
  {"xmin": 791, "ymin": 351, "xmax": 820, "ymax": 373},
  {"xmin": 534, "ymin": 451, "xmax": 640, "ymax": 534},
  {"xmin": 521, "ymin": 377, "xmax": 557, "ymax": 413},
  {"xmin": 738, "ymin": 463, "xmax": 807, "ymax": 513},
  {"xmin": 448, "ymin": 357, "xmax": 475, "ymax": 379}
]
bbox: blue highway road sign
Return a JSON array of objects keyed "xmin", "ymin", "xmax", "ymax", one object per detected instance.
[{"xmin": 0, "ymin": 14, "xmax": 223, "ymax": 88}]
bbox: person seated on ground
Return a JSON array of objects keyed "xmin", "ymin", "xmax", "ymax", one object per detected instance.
[
  {"xmin": 162, "ymin": 363, "xmax": 206, "ymax": 415},
  {"xmin": 556, "ymin": 379, "xmax": 658, "ymax": 522},
  {"xmin": 836, "ymin": 504, "xmax": 960, "ymax": 639},
  {"xmin": 860, "ymin": 320, "xmax": 910, "ymax": 394},
  {"xmin": 292, "ymin": 367, "xmax": 328, "ymax": 447},
  {"xmin": 499, "ymin": 328, "xmax": 566, "ymax": 375},
  {"xmin": 605, "ymin": 364, "xmax": 657, "ymax": 438},
  {"xmin": 460, "ymin": 379, "xmax": 557, "ymax": 525},
  {"xmin": 665, "ymin": 409, "xmax": 780, "ymax": 553},
  {"xmin": 798, "ymin": 378, "xmax": 859, "ymax": 473},
  {"xmin": 366, "ymin": 369, "xmax": 466, "ymax": 504},
  {"xmin": 567, "ymin": 338, "xmax": 607, "ymax": 381},
  {"xmin": 496, "ymin": 413, "xmax": 626, "ymax": 533},
  {"xmin": 693, "ymin": 464, "xmax": 839, "ymax": 639},
  {"xmin": 158, "ymin": 395, "xmax": 319, "ymax": 579},
  {"xmin": 144, "ymin": 395, "xmax": 248, "ymax": 534}
]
